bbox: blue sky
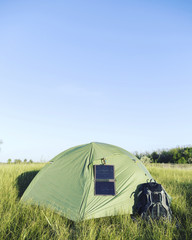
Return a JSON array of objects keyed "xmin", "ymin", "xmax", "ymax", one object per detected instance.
[{"xmin": 0, "ymin": 0, "xmax": 192, "ymax": 162}]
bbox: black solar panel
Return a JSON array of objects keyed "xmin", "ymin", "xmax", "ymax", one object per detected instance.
[
  {"xmin": 95, "ymin": 165, "xmax": 114, "ymax": 180},
  {"xmin": 94, "ymin": 164, "xmax": 116, "ymax": 196},
  {"xmin": 95, "ymin": 181, "xmax": 115, "ymax": 195}
]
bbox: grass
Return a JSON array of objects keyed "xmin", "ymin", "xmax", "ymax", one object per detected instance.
[{"xmin": 0, "ymin": 163, "xmax": 192, "ymax": 240}]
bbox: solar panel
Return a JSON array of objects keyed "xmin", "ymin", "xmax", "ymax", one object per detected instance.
[
  {"xmin": 94, "ymin": 164, "xmax": 116, "ymax": 196},
  {"xmin": 94, "ymin": 165, "xmax": 114, "ymax": 180},
  {"xmin": 95, "ymin": 181, "xmax": 115, "ymax": 195}
]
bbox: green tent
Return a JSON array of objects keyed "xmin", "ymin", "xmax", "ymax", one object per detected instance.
[{"xmin": 21, "ymin": 142, "xmax": 153, "ymax": 221}]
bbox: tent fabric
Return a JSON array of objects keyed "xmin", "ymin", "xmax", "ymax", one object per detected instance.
[{"xmin": 21, "ymin": 142, "xmax": 153, "ymax": 221}]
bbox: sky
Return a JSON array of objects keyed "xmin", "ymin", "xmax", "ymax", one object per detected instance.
[{"xmin": 0, "ymin": 0, "xmax": 192, "ymax": 162}]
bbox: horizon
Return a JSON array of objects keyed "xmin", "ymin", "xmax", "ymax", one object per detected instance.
[{"xmin": 1, "ymin": 142, "xmax": 192, "ymax": 163}]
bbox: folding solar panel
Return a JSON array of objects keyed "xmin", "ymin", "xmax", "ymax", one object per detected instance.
[{"xmin": 94, "ymin": 165, "xmax": 115, "ymax": 196}]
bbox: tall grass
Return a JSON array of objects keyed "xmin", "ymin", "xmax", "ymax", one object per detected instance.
[{"xmin": 0, "ymin": 164, "xmax": 191, "ymax": 240}]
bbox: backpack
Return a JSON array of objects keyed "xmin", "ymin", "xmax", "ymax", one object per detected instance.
[{"xmin": 133, "ymin": 180, "xmax": 172, "ymax": 221}]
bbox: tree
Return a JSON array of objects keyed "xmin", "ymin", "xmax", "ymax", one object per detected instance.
[
  {"xmin": 187, "ymin": 158, "xmax": 192, "ymax": 164},
  {"xmin": 29, "ymin": 159, "xmax": 33, "ymax": 163},
  {"xmin": 14, "ymin": 159, "xmax": 22, "ymax": 164},
  {"xmin": 140, "ymin": 156, "xmax": 152, "ymax": 165},
  {"xmin": 7, "ymin": 159, "xmax": 12, "ymax": 164},
  {"xmin": 151, "ymin": 152, "xmax": 159, "ymax": 163},
  {"xmin": 178, "ymin": 157, "xmax": 187, "ymax": 164},
  {"xmin": 134, "ymin": 151, "xmax": 140, "ymax": 159},
  {"xmin": 23, "ymin": 159, "xmax": 27, "ymax": 163}
]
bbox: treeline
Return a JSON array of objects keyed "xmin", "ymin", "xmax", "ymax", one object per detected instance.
[
  {"xmin": 7, "ymin": 159, "xmax": 33, "ymax": 164},
  {"xmin": 135, "ymin": 146, "xmax": 192, "ymax": 164}
]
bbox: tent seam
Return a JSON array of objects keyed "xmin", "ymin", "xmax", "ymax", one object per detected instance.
[{"xmin": 79, "ymin": 142, "xmax": 93, "ymax": 220}]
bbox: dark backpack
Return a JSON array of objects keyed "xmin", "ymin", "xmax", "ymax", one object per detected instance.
[{"xmin": 133, "ymin": 180, "xmax": 172, "ymax": 221}]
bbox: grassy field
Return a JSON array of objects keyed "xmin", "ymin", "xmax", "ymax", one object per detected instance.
[{"xmin": 0, "ymin": 164, "xmax": 191, "ymax": 240}]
